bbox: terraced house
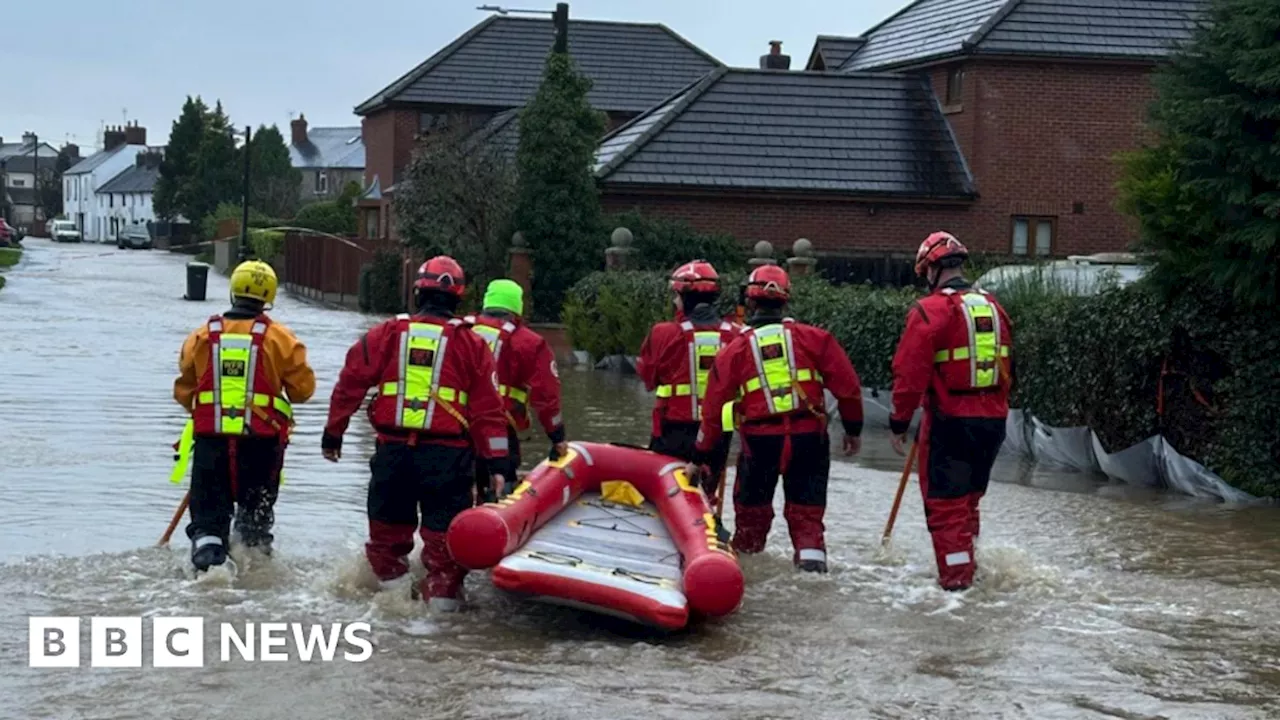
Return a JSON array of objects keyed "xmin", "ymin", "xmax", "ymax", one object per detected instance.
[{"xmin": 357, "ymin": 0, "xmax": 1206, "ymax": 261}]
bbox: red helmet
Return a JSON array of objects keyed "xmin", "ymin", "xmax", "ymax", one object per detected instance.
[
  {"xmin": 414, "ymin": 256, "xmax": 466, "ymax": 297},
  {"xmin": 914, "ymin": 231, "xmax": 969, "ymax": 277},
  {"xmin": 745, "ymin": 264, "xmax": 791, "ymax": 301},
  {"xmin": 670, "ymin": 260, "xmax": 720, "ymax": 294}
]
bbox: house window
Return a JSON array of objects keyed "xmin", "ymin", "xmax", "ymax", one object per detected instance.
[
  {"xmin": 946, "ymin": 67, "xmax": 965, "ymax": 106},
  {"xmin": 110, "ymin": 194, "xmax": 114, "ymax": 208},
  {"xmin": 1012, "ymin": 216, "xmax": 1055, "ymax": 256},
  {"xmin": 12, "ymin": 178, "xmax": 25, "ymax": 187},
  {"xmin": 365, "ymin": 208, "xmax": 380, "ymax": 239},
  {"xmin": 316, "ymin": 171, "xmax": 328, "ymax": 194}
]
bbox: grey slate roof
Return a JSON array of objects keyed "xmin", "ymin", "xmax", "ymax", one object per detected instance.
[
  {"xmin": 354, "ymin": 16, "xmax": 721, "ymax": 115},
  {"xmin": 4, "ymin": 186, "xmax": 37, "ymax": 206},
  {"xmin": 0, "ymin": 153, "xmax": 61, "ymax": 174},
  {"xmin": 594, "ymin": 68, "xmax": 975, "ymax": 199},
  {"xmin": 843, "ymin": 0, "xmax": 1207, "ymax": 71},
  {"xmin": 0, "ymin": 142, "xmax": 58, "ymax": 160},
  {"xmin": 97, "ymin": 165, "xmax": 159, "ymax": 194},
  {"xmin": 466, "ymin": 109, "xmax": 522, "ymax": 165},
  {"xmin": 805, "ymin": 35, "xmax": 866, "ymax": 71},
  {"xmin": 976, "ymin": 0, "xmax": 1207, "ymax": 59},
  {"xmin": 64, "ymin": 145, "xmax": 127, "ymax": 175},
  {"xmin": 290, "ymin": 126, "xmax": 365, "ymax": 169}
]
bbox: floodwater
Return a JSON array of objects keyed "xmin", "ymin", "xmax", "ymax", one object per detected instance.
[{"xmin": 1, "ymin": 239, "xmax": 1278, "ymax": 720}]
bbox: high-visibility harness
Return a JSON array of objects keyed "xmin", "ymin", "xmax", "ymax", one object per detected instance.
[
  {"xmin": 466, "ymin": 315, "xmax": 530, "ymax": 429},
  {"xmin": 194, "ymin": 317, "xmax": 293, "ymax": 436},
  {"xmin": 934, "ymin": 288, "xmax": 1011, "ymax": 392},
  {"xmin": 380, "ymin": 315, "xmax": 471, "ymax": 438},
  {"xmin": 655, "ymin": 320, "xmax": 734, "ymax": 422}
]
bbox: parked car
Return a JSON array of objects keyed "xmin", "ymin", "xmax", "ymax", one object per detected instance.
[
  {"xmin": 0, "ymin": 219, "xmax": 16, "ymax": 247},
  {"xmin": 51, "ymin": 220, "xmax": 82, "ymax": 243},
  {"xmin": 116, "ymin": 223, "xmax": 153, "ymax": 250},
  {"xmin": 974, "ymin": 253, "xmax": 1149, "ymax": 296}
]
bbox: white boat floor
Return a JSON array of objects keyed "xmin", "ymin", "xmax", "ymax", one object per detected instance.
[{"xmin": 500, "ymin": 492, "xmax": 684, "ymax": 588}]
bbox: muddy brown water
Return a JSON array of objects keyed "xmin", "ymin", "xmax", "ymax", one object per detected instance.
[{"xmin": 1, "ymin": 239, "xmax": 1278, "ymax": 720}]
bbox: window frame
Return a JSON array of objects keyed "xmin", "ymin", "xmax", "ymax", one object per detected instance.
[
  {"xmin": 315, "ymin": 170, "xmax": 329, "ymax": 195},
  {"xmin": 945, "ymin": 67, "xmax": 965, "ymax": 106},
  {"xmin": 1011, "ymin": 215, "xmax": 1056, "ymax": 256}
]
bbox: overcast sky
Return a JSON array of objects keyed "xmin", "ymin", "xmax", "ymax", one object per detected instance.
[{"xmin": 5, "ymin": 0, "xmax": 905, "ymax": 153}]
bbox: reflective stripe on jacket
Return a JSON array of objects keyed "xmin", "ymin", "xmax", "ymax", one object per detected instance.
[{"xmin": 191, "ymin": 315, "xmax": 292, "ymax": 437}]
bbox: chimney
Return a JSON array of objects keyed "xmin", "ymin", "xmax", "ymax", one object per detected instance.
[
  {"xmin": 759, "ymin": 40, "xmax": 791, "ymax": 70},
  {"xmin": 291, "ymin": 113, "xmax": 309, "ymax": 146},
  {"xmin": 103, "ymin": 126, "xmax": 127, "ymax": 151},
  {"xmin": 22, "ymin": 131, "xmax": 37, "ymax": 147},
  {"xmin": 64, "ymin": 143, "xmax": 80, "ymax": 160},
  {"xmin": 124, "ymin": 121, "xmax": 147, "ymax": 146}
]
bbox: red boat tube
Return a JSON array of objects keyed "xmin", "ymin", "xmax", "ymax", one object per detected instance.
[{"xmin": 447, "ymin": 441, "xmax": 745, "ymax": 622}]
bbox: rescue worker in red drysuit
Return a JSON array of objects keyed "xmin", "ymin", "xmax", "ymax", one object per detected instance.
[
  {"xmin": 463, "ymin": 278, "xmax": 568, "ymax": 501},
  {"xmin": 692, "ymin": 264, "xmax": 864, "ymax": 573},
  {"xmin": 637, "ymin": 260, "xmax": 741, "ymax": 499},
  {"xmin": 889, "ymin": 232, "xmax": 1013, "ymax": 592},
  {"xmin": 321, "ymin": 256, "xmax": 511, "ymax": 610}
]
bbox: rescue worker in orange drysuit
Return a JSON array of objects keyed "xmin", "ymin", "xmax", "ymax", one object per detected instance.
[
  {"xmin": 322, "ymin": 256, "xmax": 510, "ymax": 610},
  {"xmin": 174, "ymin": 260, "xmax": 316, "ymax": 573},
  {"xmin": 637, "ymin": 260, "xmax": 741, "ymax": 499},
  {"xmin": 889, "ymin": 232, "xmax": 1014, "ymax": 591},
  {"xmin": 692, "ymin": 264, "xmax": 864, "ymax": 573},
  {"xmin": 463, "ymin": 278, "xmax": 568, "ymax": 501}
]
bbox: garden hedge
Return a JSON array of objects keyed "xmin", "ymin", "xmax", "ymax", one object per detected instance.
[{"xmin": 564, "ymin": 270, "xmax": 1280, "ymax": 496}]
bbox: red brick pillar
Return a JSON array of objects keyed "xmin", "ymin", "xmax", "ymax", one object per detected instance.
[
  {"xmin": 508, "ymin": 231, "xmax": 534, "ymax": 317},
  {"xmin": 605, "ymin": 227, "xmax": 633, "ymax": 271},
  {"xmin": 787, "ymin": 238, "xmax": 816, "ymax": 276}
]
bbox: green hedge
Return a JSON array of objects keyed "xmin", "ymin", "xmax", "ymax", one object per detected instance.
[
  {"xmin": 359, "ymin": 250, "xmax": 406, "ymax": 314},
  {"xmin": 604, "ymin": 210, "xmax": 745, "ymax": 273},
  {"xmin": 563, "ymin": 270, "xmax": 1280, "ymax": 496}
]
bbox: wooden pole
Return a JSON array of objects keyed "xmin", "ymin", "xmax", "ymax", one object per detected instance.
[
  {"xmin": 158, "ymin": 491, "xmax": 190, "ymax": 546},
  {"xmin": 880, "ymin": 441, "xmax": 918, "ymax": 546}
]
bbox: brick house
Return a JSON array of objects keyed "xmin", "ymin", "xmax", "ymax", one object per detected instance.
[
  {"xmin": 353, "ymin": 13, "xmax": 720, "ymax": 240},
  {"xmin": 600, "ymin": 0, "xmax": 1207, "ymax": 260}
]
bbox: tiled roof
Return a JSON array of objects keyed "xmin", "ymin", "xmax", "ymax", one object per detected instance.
[
  {"xmin": 5, "ymin": 186, "xmax": 37, "ymax": 206},
  {"xmin": 290, "ymin": 126, "xmax": 365, "ymax": 169},
  {"xmin": 64, "ymin": 145, "xmax": 127, "ymax": 175},
  {"xmin": 976, "ymin": 0, "xmax": 1207, "ymax": 59},
  {"xmin": 0, "ymin": 153, "xmax": 62, "ymax": 174},
  {"xmin": 465, "ymin": 109, "xmax": 522, "ymax": 165},
  {"xmin": 354, "ymin": 16, "xmax": 721, "ymax": 115},
  {"xmin": 0, "ymin": 141, "xmax": 57, "ymax": 160},
  {"xmin": 97, "ymin": 165, "xmax": 159, "ymax": 194},
  {"xmin": 594, "ymin": 68, "xmax": 975, "ymax": 199},
  {"xmin": 842, "ymin": 0, "xmax": 1207, "ymax": 71},
  {"xmin": 805, "ymin": 35, "xmax": 866, "ymax": 71}
]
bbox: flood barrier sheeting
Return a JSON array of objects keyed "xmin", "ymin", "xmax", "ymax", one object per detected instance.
[{"xmin": 853, "ymin": 391, "xmax": 1253, "ymax": 503}]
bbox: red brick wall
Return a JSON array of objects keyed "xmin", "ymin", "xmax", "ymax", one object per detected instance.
[
  {"xmin": 943, "ymin": 59, "xmax": 1156, "ymax": 256},
  {"xmin": 603, "ymin": 193, "xmax": 975, "ymax": 255}
]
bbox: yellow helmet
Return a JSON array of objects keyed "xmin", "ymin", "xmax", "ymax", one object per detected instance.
[{"xmin": 229, "ymin": 260, "xmax": 278, "ymax": 306}]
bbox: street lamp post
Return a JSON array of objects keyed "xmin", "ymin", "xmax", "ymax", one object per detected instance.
[{"xmin": 239, "ymin": 125, "xmax": 252, "ymax": 262}]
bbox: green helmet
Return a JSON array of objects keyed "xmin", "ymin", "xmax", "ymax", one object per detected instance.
[{"xmin": 483, "ymin": 278, "xmax": 524, "ymax": 316}]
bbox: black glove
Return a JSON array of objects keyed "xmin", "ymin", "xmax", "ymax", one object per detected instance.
[{"xmin": 321, "ymin": 432, "xmax": 342, "ymax": 453}]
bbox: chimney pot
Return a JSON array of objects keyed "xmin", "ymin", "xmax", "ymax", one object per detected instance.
[
  {"xmin": 760, "ymin": 41, "xmax": 791, "ymax": 70},
  {"xmin": 291, "ymin": 113, "xmax": 309, "ymax": 146}
]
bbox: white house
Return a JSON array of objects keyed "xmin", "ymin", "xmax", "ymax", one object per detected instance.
[
  {"xmin": 96, "ymin": 151, "xmax": 162, "ymax": 239},
  {"xmin": 63, "ymin": 123, "xmax": 149, "ymax": 242}
]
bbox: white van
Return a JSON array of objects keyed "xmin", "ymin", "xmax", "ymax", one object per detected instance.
[{"xmin": 51, "ymin": 219, "xmax": 82, "ymax": 243}]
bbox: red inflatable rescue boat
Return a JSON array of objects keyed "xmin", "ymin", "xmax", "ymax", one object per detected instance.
[{"xmin": 446, "ymin": 441, "xmax": 745, "ymax": 630}]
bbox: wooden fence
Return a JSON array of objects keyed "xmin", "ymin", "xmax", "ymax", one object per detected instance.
[{"xmin": 281, "ymin": 232, "xmax": 401, "ymax": 309}]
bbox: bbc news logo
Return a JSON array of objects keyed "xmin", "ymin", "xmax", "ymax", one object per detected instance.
[{"xmin": 29, "ymin": 617, "xmax": 373, "ymax": 667}]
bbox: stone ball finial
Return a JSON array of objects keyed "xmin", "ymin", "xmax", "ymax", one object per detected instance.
[
  {"xmin": 611, "ymin": 226, "xmax": 633, "ymax": 248},
  {"xmin": 792, "ymin": 238, "xmax": 813, "ymax": 258},
  {"xmin": 753, "ymin": 240, "xmax": 774, "ymax": 259},
  {"xmin": 511, "ymin": 231, "xmax": 527, "ymax": 248}
]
